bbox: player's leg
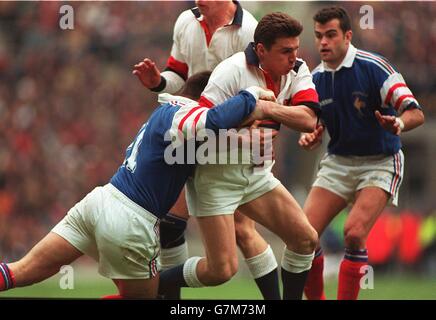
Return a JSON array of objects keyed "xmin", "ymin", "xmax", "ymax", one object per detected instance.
[
  {"xmin": 238, "ymin": 184, "xmax": 318, "ymax": 300},
  {"xmin": 158, "ymin": 214, "xmax": 238, "ymax": 298},
  {"xmin": 234, "ymin": 211, "xmax": 280, "ymax": 300},
  {"xmin": 1, "ymin": 232, "xmax": 82, "ymax": 291},
  {"xmin": 303, "ymin": 186, "xmax": 347, "ymax": 300},
  {"xmin": 112, "ymin": 275, "xmax": 159, "ymax": 299},
  {"xmin": 160, "ymin": 188, "xmax": 190, "ymax": 272},
  {"xmin": 337, "ymin": 187, "xmax": 389, "ymax": 300}
]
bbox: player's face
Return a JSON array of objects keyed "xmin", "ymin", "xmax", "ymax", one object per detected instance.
[
  {"xmin": 258, "ymin": 37, "xmax": 300, "ymax": 78},
  {"xmin": 314, "ymin": 19, "xmax": 352, "ymax": 68},
  {"xmin": 196, "ymin": 0, "xmax": 229, "ymax": 17}
]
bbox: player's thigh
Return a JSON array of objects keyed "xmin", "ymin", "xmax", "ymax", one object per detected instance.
[
  {"xmin": 304, "ymin": 186, "xmax": 348, "ymax": 237},
  {"xmin": 169, "ymin": 187, "xmax": 189, "ymax": 219},
  {"xmin": 113, "ymin": 275, "xmax": 159, "ymax": 299},
  {"xmin": 234, "ymin": 209, "xmax": 256, "ymax": 232},
  {"xmin": 10, "ymin": 232, "xmax": 83, "ymax": 284},
  {"xmin": 237, "ymin": 184, "xmax": 314, "ymax": 245},
  {"xmin": 196, "ymin": 215, "xmax": 238, "ymax": 266},
  {"xmin": 345, "ymin": 187, "xmax": 390, "ymax": 237}
]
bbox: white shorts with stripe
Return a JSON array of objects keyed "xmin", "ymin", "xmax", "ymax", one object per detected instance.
[
  {"xmin": 52, "ymin": 184, "xmax": 160, "ymax": 279},
  {"xmin": 186, "ymin": 161, "xmax": 281, "ymax": 217},
  {"xmin": 313, "ymin": 151, "xmax": 404, "ymax": 206}
]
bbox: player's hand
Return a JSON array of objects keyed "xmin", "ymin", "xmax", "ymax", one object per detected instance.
[
  {"xmin": 375, "ymin": 110, "xmax": 401, "ymax": 135},
  {"xmin": 132, "ymin": 58, "xmax": 161, "ymax": 89},
  {"xmin": 240, "ymin": 100, "xmax": 276, "ymax": 127},
  {"xmin": 245, "ymin": 86, "xmax": 276, "ymax": 102},
  {"xmin": 298, "ymin": 125, "xmax": 324, "ymax": 150}
]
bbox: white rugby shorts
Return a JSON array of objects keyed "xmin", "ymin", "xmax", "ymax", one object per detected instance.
[
  {"xmin": 52, "ymin": 184, "xmax": 160, "ymax": 279},
  {"xmin": 313, "ymin": 150, "xmax": 404, "ymax": 206},
  {"xmin": 186, "ymin": 161, "xmax": 281, "ymax": 217}
]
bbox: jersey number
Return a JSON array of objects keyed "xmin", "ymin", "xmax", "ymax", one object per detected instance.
[{"xmin": 124, "ymin": 123, "xmax": 147, "ymax": 173}]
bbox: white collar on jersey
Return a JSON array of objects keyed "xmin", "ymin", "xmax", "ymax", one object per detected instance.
[
  {"xmin": 321, "ymin": 43, "xmax": 357, "ymax": 72},
  {"xmin": 157, "ymin": 93, "xmax": 196, "ymax": 106}
]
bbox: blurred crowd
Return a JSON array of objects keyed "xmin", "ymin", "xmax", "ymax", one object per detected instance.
[{"xmin": 0, "ymin": 1, "xmax": 434, "ymax": 267}]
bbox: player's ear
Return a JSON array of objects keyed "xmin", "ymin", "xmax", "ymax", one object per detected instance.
[
  {"xmin": 345, "ymin": 30, "xmax": 352, "ymax": 44},
  {"xmin": 256, "ymin": 43, "xmax": 267, "ymax": 58}
]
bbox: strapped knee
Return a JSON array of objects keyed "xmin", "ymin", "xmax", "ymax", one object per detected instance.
[{"xmin": 159, "ymin": 213, "xmax": 188, "ymax": 249}]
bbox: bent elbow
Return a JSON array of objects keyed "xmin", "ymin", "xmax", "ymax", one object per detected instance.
[
  {"xmin": 418, "ymin": 110, "xmax": 425, "ymax": 126},
  {"xmin": 303, "ymin": 116, "xmax": 317, "ymax": 132}
]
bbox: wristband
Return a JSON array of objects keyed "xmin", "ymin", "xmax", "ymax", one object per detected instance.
[{"xmin": 396, "ymin": 117, "xmax": 405, "ymax": 130}]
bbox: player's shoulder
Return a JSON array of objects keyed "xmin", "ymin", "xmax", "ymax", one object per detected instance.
[
  {"xmin": 174, "ymin": 8, "xmax": 197, "ymax": 30},
  {"xmin": 216, "ymin": 51, "xmax": 246, "ymax": 69},
  {"xmin": 311, "ymin": 62, "xmax": 324, "ymax": 76},
  {"xmin": 293, "ymin": 58, "xmax": 310, "ymax": 74},
  {"xmin": 241, "ymin": 8, "xmax": 258, "ymax": 26},
  {"xmin": 354, "ymin": 49, "xmax": 397, "ymax": 76}
]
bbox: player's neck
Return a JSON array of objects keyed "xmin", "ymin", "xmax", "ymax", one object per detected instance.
[
  {"xmin": 325, "ymin": 46, "xmax": 349, "ymax": 70},
  {"xmin": 203, "ymin": 2, "xmax": 236, "ymax": 32}
]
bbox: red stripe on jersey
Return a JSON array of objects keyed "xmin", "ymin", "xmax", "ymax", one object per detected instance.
[
  {"xmin": 357, "ymin": 51, "xmax": 395, "ymax": 74},
  {"xmin": 199, "ymin": 20, "xmax": 212, "ymax": 46},
  {"xmin": 384, "ymin": 83, "xmax": 407, "ymax": 105},
  {"xmin": 166, "ymin": 56, "xmax": 189, "ymax": 80},
  {"xmin": 394, "ymin": 94, "xmax": 415, "ymax": 110},
  {"xmin": 291, "ymin": 88, "xmax": 319, "ymax": 106},
  {"xmin": 191, "ymin": 110, "xmax": 206, "ymax": 133},
  {"xmin": 178, "ymin": 106, "xmax": 203, "ymax": 131},
  {"xmin": 198, "ymin": 96, "xmax": 214, "ymax": 108},
  {"xmin": 262, "ymin": 71, "xmax": 279, "ymax": 97}
]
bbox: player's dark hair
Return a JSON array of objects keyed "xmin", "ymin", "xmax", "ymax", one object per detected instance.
[
  {"xmin": 313, "ymin": 6, "xmax": 352, "ymax": 33},
  {"xmin": 254, "ymin": 12, "xmax": 303, "ymax": 50},
  {"xmin": 179, "ymin": 70, "xmax": 212, "ymax": 100}
]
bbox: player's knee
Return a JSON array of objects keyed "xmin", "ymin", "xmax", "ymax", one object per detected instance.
[
  {"xmin": 295, "ymin": 226, "xmax": 318, "ymax": 254},
  {"xmin": 343, "ymin": 224, "xmax": 366, "ymax": 249},
  {"xmin": 235, "ymin": 223, "xmax": 256, "ymax": 251},
  {"xmin": 159, "ymin": 213, "xmax": 188, "ymax": 249},
  {"xmin": 209, "ymin": 259, "xmax": 238, "ymax": 285}
]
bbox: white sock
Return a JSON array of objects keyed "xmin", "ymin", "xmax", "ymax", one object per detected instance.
[
  {"xmin": 245, "ymin": 245, "xmax": 278, "ymax": 279},
  {"xmin": 183, "ymin": 256, "xmax": 205, "ymax": 288},
  {"xmin": 160, "ymin": 242, "xmax": 189, "ymax": 271},
  {"xmin": 281, "ymin": 247, "xmax": 314, "ymax": 273}
]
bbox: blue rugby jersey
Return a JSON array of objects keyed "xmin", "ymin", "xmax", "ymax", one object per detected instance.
[
  {"xmin": 312, "ymin": 44, "xmax": 421, "ymax": 156},
  {"xmin": 110, "ymin": 90, "xmax": 256, "ymax": 219}
]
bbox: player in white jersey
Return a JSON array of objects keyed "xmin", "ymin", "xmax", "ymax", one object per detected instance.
[
  {"xmin": 158, "ymin": 13, "xmax": 321, "ymax": 300},
  {"xmin": 134, "ymin": 0, "xmax": 257, "ymax": 94},
  {"xmin": 133, "ymin": 1, "xmax": 281, "ymax": 299},
  {"xmin": 0, "ymin": 72, "xmax": 278, "ymax": 299}
]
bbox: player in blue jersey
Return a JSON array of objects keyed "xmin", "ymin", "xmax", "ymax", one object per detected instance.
[
  {"xmin": 300, "ymin": 6, "xmax": 425, "ymax": 300},
  {"xmin": 0, "ymin": 71, "xmax": 277, "ymax": 299}
]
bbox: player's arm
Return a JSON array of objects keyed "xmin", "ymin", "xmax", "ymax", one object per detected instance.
[
  {"xmin": 376, "ymin": 67, "xmax": 425, "ymax": 135},
  {"xmin": 298, "ymin": 125, "xmax": 324, "ymax": 151},
  {"xmin": 375, "ymin": 106, "xmax": 425, "ymax": 135},
  {"xmin": 133, "ymin": 13, "xmax": 189, "ymax": 94},
  {"xmin": 275, "ymin": 60, "xmax": 321, "ymax": 132},
  {"xmin": 259, "ymin": 101, "xmax": 317, "ymax": 132}
]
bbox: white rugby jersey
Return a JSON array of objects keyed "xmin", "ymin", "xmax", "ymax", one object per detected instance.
[
  {"xmin": 199, "ymin": 43, "xmax": 320, "ymax": 130},
  {"xmin": 153, "ymin": 2, "xmax": 257, "ymax": 94}
]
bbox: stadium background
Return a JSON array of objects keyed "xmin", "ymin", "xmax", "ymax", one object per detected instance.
[{"xmin": 0, "ymin": 1, "xmax": 435, "ymax": 299}]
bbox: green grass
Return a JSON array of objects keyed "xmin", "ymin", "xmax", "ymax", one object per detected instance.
[{"xmin": 1, "ymin": 271, "xmax": 434, "ymax": 300}]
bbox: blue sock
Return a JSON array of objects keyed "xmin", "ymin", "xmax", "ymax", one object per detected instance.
[
  {"xmin": 158, "ymin": 264, "xmax": 186, "ymax": 299},
  {"xmin": 254, "ymin": 268, "xmax": 281, "ymax": 300}
]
